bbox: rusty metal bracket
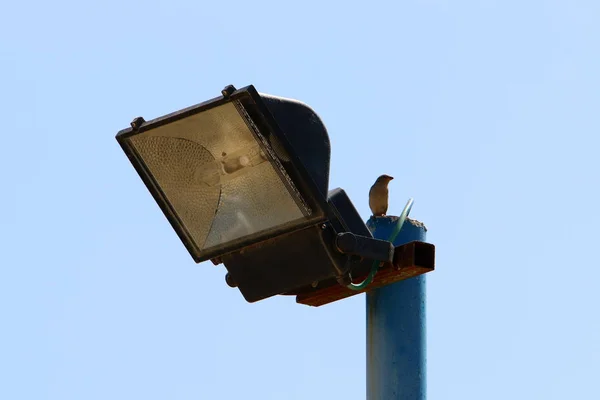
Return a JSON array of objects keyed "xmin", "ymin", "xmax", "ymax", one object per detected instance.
[{"xmin": 296, "ymin": 241, "xmax": 435, "ymax": 307}]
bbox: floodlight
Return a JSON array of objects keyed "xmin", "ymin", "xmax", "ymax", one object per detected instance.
[
  {"xmin": 117, "ymin": 86, "xmax": 329, "ymax": 262},
  {"xmin": 116, "ymin": 85, "xmax": 428, "ymax": 303}
]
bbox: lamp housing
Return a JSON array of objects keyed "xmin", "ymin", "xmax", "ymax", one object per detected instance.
[
  {"xmin": 117, "ymin": 86, "xmax": 330, "ymax": 263},
  {"xmin": 116, "ymin": 85, "xmax": 393, "ymax": 302}
]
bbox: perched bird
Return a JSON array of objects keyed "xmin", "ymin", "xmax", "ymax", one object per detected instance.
[{"xmin": 369, "ymin": 174, "xmax": 394, "ymax": 216}]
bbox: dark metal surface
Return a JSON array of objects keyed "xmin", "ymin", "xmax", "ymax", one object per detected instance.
[
  {"xmin": 335, "ymin": 233, "xmax": 394, "ymax": 263},
  {"xmin": 222, "ymin": 225, "xmax": 347, "ymax": 303},
  {"xmin": 296, "ymin": 240, "xmax": 434, "ymax": 307},
  {"xmin": 327, "ymin": 188, "xmax": 372, "ymax": 237},
  {"xmin": 260, "ymin": 94, "xmax": 331, "ymax": 200}
]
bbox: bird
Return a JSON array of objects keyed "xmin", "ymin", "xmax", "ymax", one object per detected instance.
[{"xmin": 369, "ymin": 174, "xmax": 394, "ymax": 216}]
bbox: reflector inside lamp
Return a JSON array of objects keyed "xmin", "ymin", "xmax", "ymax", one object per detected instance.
[{"xmin": 127, "ymin": 101, "xmax": 310, "ymax": 257}]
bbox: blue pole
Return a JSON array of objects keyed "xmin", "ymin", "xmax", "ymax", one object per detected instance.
[{"xmin": 366, "ymin": 216, "xmax": 427, "ymax": 400}]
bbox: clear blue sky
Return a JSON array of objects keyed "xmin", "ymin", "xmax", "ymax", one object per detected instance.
[{"xmin": 1, "ymin": 0, "xmax": 599, "ymax": 399}]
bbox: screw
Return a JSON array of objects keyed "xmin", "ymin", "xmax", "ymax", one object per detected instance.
[
  {"xmin": 321, "ymin": 224, "xmax": 327, "ymax": 230},
  {"xmin": 311, "ymin": 281, "xmax": 319, "ymax": 288}
]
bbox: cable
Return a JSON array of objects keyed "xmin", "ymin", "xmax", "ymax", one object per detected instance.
[{"xmin": 346, "ymin": 198, "xmax": 414, "ymax": 291}]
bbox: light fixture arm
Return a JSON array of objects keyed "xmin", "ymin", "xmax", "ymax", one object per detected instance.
[{"xmin": 335, "ymin": 233, "xmax": 394, "ymax": 263}]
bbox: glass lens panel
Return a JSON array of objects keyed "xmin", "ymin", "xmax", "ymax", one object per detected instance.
[{"xmin": 128, "ymin": 102, "xmax": 306, "ymax": 254}]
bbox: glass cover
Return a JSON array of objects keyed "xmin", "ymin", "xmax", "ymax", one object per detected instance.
[{"xmin": 128, "ymin": 102, "xmax": 308, "ymax": 256}]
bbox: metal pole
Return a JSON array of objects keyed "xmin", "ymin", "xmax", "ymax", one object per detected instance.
[{"xmin": 366, "ymin": 216, "xmax": 427, "ymax": 400}]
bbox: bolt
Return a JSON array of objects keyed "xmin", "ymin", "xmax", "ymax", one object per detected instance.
[
  {"xmin": 221, "ymin": 84, "xmax": 236, "ymax": 98},
  {"xmin": 225, "ymin": 272, "xmax": 237, "ymax": 288},
  {"xmin": 321, "ymin": 224, "xmax": 327, "ymax": 230},
  {"xmin": 130, "ymin": 116, "xmax": 145, "ymax": 131}
]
